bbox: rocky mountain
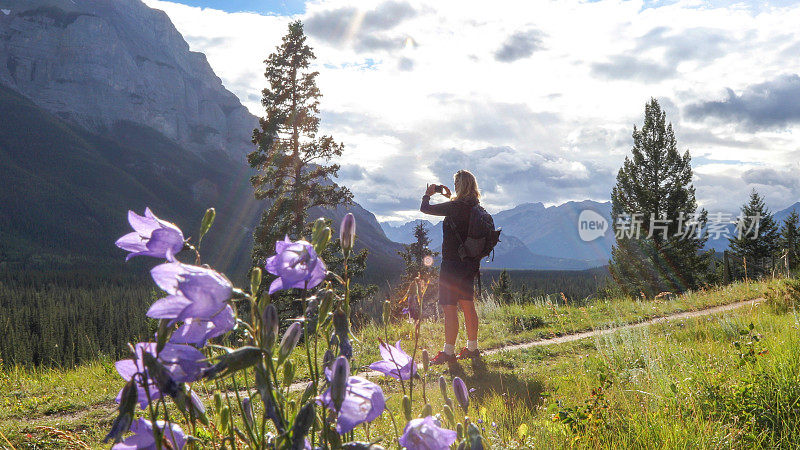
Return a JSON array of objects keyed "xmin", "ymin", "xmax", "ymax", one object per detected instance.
[
  {"xmin": 0, "ymin": 0, "xmax": 403, "ymax": 283},
  {"xmin": 704, "ymin": 201, "xmax": 800, "ymax": 253},
  {"xmin": 774, "ymin": 202, "xmax": 800, "ymax": 230},
  {"xmin": 493, "ymin": 200, "xmax": 613, "ymax": 263},
  {"xmin": 0, "ymin": 0, "xmax": 255, "ymax": 160},
  {"xmin": 481, "ymin": 234, "xmax": 601, "ymax": 270},
  {"xmin": 381, "ymin": 210, "xmax": 605, "ymax": 271},
  {"xmin": 382, "ymin": 219, "xmax": 442, "ymax": 249}
]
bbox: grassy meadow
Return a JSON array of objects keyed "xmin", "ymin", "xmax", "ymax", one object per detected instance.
[{"xmin": 1, "ymin": 277, "xmax": 795, "ymax": 448}]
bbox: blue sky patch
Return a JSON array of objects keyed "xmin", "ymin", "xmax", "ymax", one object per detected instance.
[{"xmin": 166, "ymin": 0, "xmax": 305, "ymax": 15}]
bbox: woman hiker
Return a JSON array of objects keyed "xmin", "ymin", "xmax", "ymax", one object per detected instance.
[{"xmin": 420, "ymin": 169, "xmax": 482, "ymax": 364}]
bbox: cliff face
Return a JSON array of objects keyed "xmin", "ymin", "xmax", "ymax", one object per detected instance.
[
  {"xmin": 0, "ymin": 0, "xmax": 256, "ymax": 159},
  {"xmin": 0, "ymin": 0, "xmax": 403, "ymax": 283}
]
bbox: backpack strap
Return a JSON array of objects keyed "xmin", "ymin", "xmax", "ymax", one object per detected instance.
[
  {"xmin": 476, "ymin": 270, "xmax": 482, "ymax": 299},
  {"xmin": 446, "ymin": 201, "xmax": 473, "ymax": 244},
  {"xmin": 446, "ymin": 216, "xmax": 465, "ymax": 246}
]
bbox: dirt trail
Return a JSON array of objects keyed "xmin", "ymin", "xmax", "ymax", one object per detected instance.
[
  {"xmin": 39, "ymin": 297, "xmax": 764, "ymax": 426},
  {"xmin": 489, "ymin": 297, "xmax": 764, "ymax": 354},
  {"xmin": 324, "ymin": 297, "xmax": 765, "ymax": 383}
]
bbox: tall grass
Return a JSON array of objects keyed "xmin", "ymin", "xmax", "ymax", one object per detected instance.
[{"xmin": 0, "ymin": 277, "xmax": 791, "ymax": 448}]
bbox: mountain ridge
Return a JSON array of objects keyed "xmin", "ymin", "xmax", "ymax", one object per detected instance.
[
  {"xmin": 382, "ymin": 200, "xmax": 800, "ymax": 269},
  {"xmin": 0, "ymin": 0, "xmax": 403, "ymax": 283},
  {"xmin": 0, "ymin": 0, "xmax": 256, "ymax": 160}
]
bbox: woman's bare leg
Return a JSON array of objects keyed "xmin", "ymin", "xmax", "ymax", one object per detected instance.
[
  {"xmin": 443, "ymin": 305, "xmax": 459, "ymax": 347},
  {"xmin": 459, "ymin": 300, "xmax": 478, "ymax": 342}
]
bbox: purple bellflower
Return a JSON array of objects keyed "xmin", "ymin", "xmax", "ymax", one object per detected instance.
[
  {"xmin": 369, "ymin": 340, "xmax": 417, "ymax": 380},
  {"xmin": 114, "ymin": 342, "xmax": 207, "ymax": 409},
  {"xmin": 116, "ymin": 208, "xmax": 184, "ymax": 261},
  {"xmin": 320, "ymin": 357, "xmax": 386, "ymax": 434},
  {"xmin": 147, "ymin": 262, "xmax": 233, "ymax": 322},
  {"xmin": 112, "ymin": 417, "xmax": 186, "ymax": 450},
  {"xmin": 169, "ymin": 304, "xmax": 236, "ymax": 347},
  {"xmin": 399, "ymin": 416, "xmax": 457, "ymax": 450},
  {"xmin": 265, "ymin": 237, "xmax": 326, "ymax": 294}
]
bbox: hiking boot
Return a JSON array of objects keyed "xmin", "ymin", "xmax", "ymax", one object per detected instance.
[
  {"xmin": 456, "ymin": 347, "xmax": 481, "ymax": 360},
  {"xmin": 430, "ymin": 351, "xmax": 456, "ymax": 365}
]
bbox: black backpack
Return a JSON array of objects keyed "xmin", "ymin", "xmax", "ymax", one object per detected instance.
[{"xmin": 447, "ymin": 203, "xmax": 501, "ymax": 263}]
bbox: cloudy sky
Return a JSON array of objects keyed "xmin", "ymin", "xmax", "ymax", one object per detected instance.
[{"xmin": 144, "ymin": 0, "xmax": 800, "ymax": 223}]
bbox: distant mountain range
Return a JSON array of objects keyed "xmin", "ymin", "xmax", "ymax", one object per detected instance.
[
  {"xmin": 382, "ymin": 200, "xmax": 800, "ymax": 270},
  {"xmin": 0, "ymin": 0, "xmax": 402, "ymax": 282},
  {"xmin": 2, "ymin": 0, "xmax": 796, "ymax": 280},
  {"xmin": 381, "ymin": 200, "xmax": 612, "ymax": 270},
  {"xmin": 703, "ymin": 201, "xmax": 800, "ymax": 253}
]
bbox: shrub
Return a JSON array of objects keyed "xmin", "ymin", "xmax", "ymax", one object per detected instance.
[{"xmin": 764, "ymin": 277, "xmax": 800, "ymax": 313}]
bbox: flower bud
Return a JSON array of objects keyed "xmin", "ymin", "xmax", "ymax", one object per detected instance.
[
  {"xmin": 213, "ymin": 391, "xmax": 223, "ymax": 412},
  {"xmin": 261, "ymin": 304, "xmax": 279, "ymax": 350},
  {"xmin": 283, "ymin": 360, "xmax": 295, "ymax": 386},
  {"xmin": 156, "ymin": 319, "xmax": 174, "ymax": 354},
  {"xmin": 421, "ymin": 403, "xmax": 433, "ymax": 418},
  {"xmin": 242, "ymin": 397, "xmax": 253, "ymax": 429},
  {"xmin": 103, "ymin": 412, "xmax": 132, "ymax": 444},
  {"xmin": 292, "ymin": 402, "xmax": 316, "ymax": 447},
  {"xmin": 187, "ymin": 388, "xmax": 208, "ymax": 425},
  {"xmin": 333, "ymin": 308, "xmax": 352, "ymax": 359},
  {"xmin": 443, "ymin": 403, "xmax": 455, "ymax": 425},
  {"xmin": 382, "ymin": 300, "xmax": 391, "ymax": 324},
  {"xmin": 118, "ymin": 378, "xmax": 138, "ymax": 415},
  {"xmin": 142, "ymin": 353, "xmax": 181, "ymax": 398},
  {"xmin": 103, "ymin": 379, "xmax": 137, "ymax": 443},
  {"xmin": 203, "ymin": 347, "xmax": 263, "ymax": 380},
  {"xmin": 422, "ymin": 349, "xmax": 430, "ymax": 373},
  {"xmin": 402, "ymin": 395, "xmax": 412, "ymax": 421},
  {"xmin": 331, "ymin": 356, "xmax": 350, "ymax": 412},
  {"xmin": 318, "ymin": 289, "xmax": 336, "ymax": 320},
  {"xmin": 340, "ymin": 213, "xmax": 356, "ymax": 252},
  {"xmin": 439, "ymin": 375, "xmax": 449, "ymax": 400},
  {"xmin": 199, "ymin": 207, "xmax": 216, "ymax": 242},
  {"xmin": 219, "ymin": 405, "xmax": 230, "ymax": 434},
  {"xmin": 318, "ymin": 347, "xmax": 333, "ymax": 366},
  {"xmin": 305, "ymin": 297, "xmax": 319, "ymax": 331},
  {"xmin": 457, "ymin": 422, "xmax": 464, "ymax": 440},
  {"xmin": 300, "ymin": 381, "xmax": 315, "ymax": 405},
  {"xmin": 277, "ymin": 322, "xmax": 303, "ymax": 366},
  {"xmin": 468, "ymin": 422, "xmax": 484, "ymax": 450},
  {"xmin": 312, "ymin": 217, "xmax": 326, "ymax": 241},
  {"xmin": 263, "ymin": 390, "xmax": 284, "ymax": 433},
  {"xmin": 453, "ymin": 377, "xmax": 470, "ymax": 412},
  {"xmin": 319, "ymin": 227, "xmax": 332, "ymax": 251},
  {"xmin": 250, "ymin": 267, "xmax": 262, "ymax": 295},
  {"xmin": 312, "ymin": 217, "xmax": 331, "ymax": 254}
]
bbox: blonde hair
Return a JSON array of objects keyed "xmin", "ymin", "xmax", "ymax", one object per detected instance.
[{"xmin": 453, "ymin": 170, "xmax": 480, "ymax": 202}]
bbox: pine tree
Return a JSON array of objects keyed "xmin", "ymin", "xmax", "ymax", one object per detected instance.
[
  {"xmin": 729, "ymin": 190, "xmax": 780, "ymax": 278},
  {"xmin": 779, "ymin": 210, "xmax": 800, "ymax": 271},
  {"xmin": 397, "ymin": 223, "xmax": 439, "ymax": 317},
  {"xmin": 610, "ymin": 98, "xmax": 710, "ymax": 297},
  {"xmin": 398, "ymin": 223, "xmax": 439, "ymax": 284},
  {"xmin": 248, "ymin": 21, "xmax": 353, "ymax": 266},
  {"xmin": 493, "ymin": 269, "xmax": 513, "ymax": 303}
]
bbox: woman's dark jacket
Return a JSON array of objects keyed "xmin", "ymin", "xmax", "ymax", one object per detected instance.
[{"xmin": 420, "ymin": 195, "xmax": 479, "ymax": 265}]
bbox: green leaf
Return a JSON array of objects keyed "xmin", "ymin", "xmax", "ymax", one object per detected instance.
[{"xmin": 198, "ymin": 207, "xmax": 216, "ymax": 243}]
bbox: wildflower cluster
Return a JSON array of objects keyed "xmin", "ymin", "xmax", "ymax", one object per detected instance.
[{"xmin": 106, "ymin": 207, "xmax": 487, "ymax": 449}]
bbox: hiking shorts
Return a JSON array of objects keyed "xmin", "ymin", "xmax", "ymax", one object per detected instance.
[{"xmin": 438, "ymin": 259, "xmax": 477, "ymax": 306}]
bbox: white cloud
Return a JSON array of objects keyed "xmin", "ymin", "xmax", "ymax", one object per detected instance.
[{"xmin": 144, "ymin": 0, "xmax": 800, "ymax": 221}]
